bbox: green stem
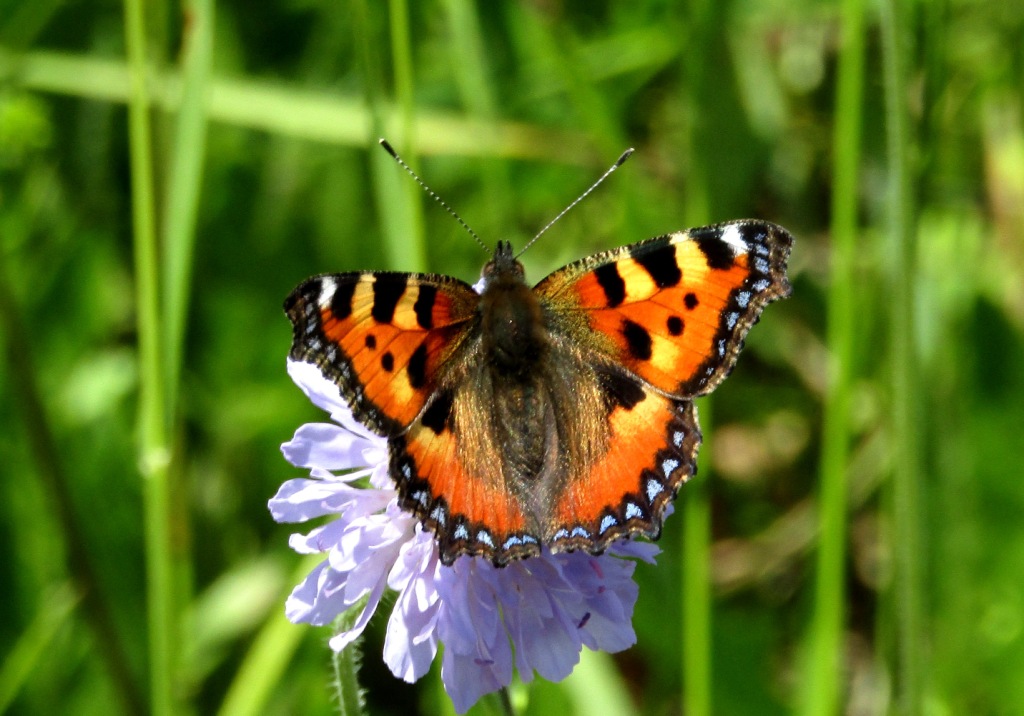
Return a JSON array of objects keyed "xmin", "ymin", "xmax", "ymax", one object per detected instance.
[
  {"xmin": 331, "ymin": 606, "xmax": 368, "ymax": 716},
  {"xmin": 880, "ymin": 0, "xmax": 923, "ymax": 711},
  {"xmin": 497, "ymin": 686, "xmax": 515, "ymax": 716},
  {"xmin": 798, "ymin": 0, "xmax": 866, "ymax": 712},
  {"xmin": 123, "ymin": 0, "xmax": 176, "ymax": 712}
]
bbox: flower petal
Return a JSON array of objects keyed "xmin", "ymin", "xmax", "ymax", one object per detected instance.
[
  {"xmin": 328, "ymin": 575, "xmax": 390, "ymax": 652},
  {"xmin": 282, "ymin": 423, "xmax": 370, "ymax": 470},
  {"xmin": 269, "ymin": 468, "xmax": 393, "ymax": 524},
  {"xmin": 285, "ymin": 560, "xmax": 350, "ymax": 626},
  {"xmin": 436, "ymin": 559, "xmax": 514, "ymax": 713},
  {"xmin": 287, "ymin": 359, "xmax": 379, "ymax": 439},
  {"xmin": 383, "ymin": 537, "xmax": 441, "ymax": 682}
]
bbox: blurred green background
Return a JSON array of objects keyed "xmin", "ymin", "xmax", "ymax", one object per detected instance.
[{"xmin": 2, "ymin": 1, "xmax": 1023, "ymax": 714}]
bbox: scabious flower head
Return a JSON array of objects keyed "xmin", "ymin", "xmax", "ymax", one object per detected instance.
[{"xmin": 270, "ymin": 359, "xmax": 659, "ymax": 713}]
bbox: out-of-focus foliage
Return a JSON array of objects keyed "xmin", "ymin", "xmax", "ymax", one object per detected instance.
[{"xmin": 1, "ymin": 1, "xmax": 1022, "ymax": 714}]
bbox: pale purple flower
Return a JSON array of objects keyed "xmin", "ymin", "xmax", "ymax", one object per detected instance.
[{"xmin": 270, "ymin": 358, "xmax": 657, "ymax": 713}]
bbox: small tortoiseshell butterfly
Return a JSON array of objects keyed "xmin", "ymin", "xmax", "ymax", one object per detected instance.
[{"xmin": 285, "ymin": 148, "xmax": 792, "ymax": 566}]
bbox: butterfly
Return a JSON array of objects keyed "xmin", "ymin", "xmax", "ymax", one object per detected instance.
[{"xmin": 285, "ymin": 212, "xmax": 792, "ymax": 566}]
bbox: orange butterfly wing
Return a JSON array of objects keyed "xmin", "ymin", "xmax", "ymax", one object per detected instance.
[
  {"xmin": 536, "ymin": 220, "xmax": 793, "ymax": 398},
  {"xmin": 535, "ymin": 220, "xmax": 793, "ymax": 551},
  {"xmin": 286, "ymin": 270, "xmax": 536, "ymax": 563},
  {"xmin": 284, "ymin": 271, "xmax": 477, "ymax": 434}
]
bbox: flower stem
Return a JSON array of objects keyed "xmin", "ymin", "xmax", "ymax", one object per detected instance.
[
  {"xmin": 497, "ymin": 686, "xmax": 515, "ymax": 716},
  {"xmin": 331, "ymin": 606, "xmax": 368, "ymax": 716}
]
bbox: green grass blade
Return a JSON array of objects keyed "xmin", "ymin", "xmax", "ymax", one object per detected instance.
[
  {"xmin": 352, "ymin": 0, "xmax": 427, "ymax": 271},
  {"xmin": 797, "ymin": 0, "xmax": 866, "ymax": 711},
  {"xmin": 384, "ymin": 0, "xmax": 427, "ymax": 272},
  {"xmin": 217, "ymin": 557, "xmax": 322, "ymax": 716},
  {"xmin": 880, "ymin": 0, "xmax": 924, "ymax": 711},
  {"xmin": 440, "ymin": 0, "xmax": 513, "ymax": 234},
  {"xmin": 122, "ymin": 0, "xmax": 176, "ymax": 712},
  {"xmin": 563, "ymin": 650, "xmax": 634, "ymax": 714},
  {"xmin": 162, "ymin": 0, "xmax": 214, "ymax": 412},
  {"xmin": 2, "ymin": 46, "xmax": 592, "ymax": 163},
  {"xmin": 0, "ymin": 583, "xmax": 79, "ymax": 712},
  {"xmin": 679, "ymin": 1, "xmax": 717, "ymax": 711},
  {"xmin": 683, "ymin": 401, "xmax": 712, "ymax": 716}
]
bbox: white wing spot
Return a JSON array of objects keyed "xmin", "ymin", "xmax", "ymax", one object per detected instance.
[
  {"xmin": 625, "ymin": 503, "xmax": 643, "ymax": 520},
  {"xmin": 661, "ymin": 458, "xmax": 679, "ymax": 476},
  {"xmin": 736, "ymin": 290, "xmax": 751, "ymax": 308},
  {"xmin": 647, "ymin": 478, "xmax": 665, "ymax": 502},
  {"xmin": 318, "ymin": 277, "xmax": 337, "ymax": 306},
  {"xmin": 430, "ymin": 505, "xmax": 447, "ymax": 525},
  {"xmin": 721, "ymin": 224, "xmax": 749, "ymax": 255},
  {"xmin": 600, "ymin": 515, "xmax": 618, "ymax": 534}
]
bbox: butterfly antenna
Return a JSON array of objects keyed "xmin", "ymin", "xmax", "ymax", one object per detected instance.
[
  {"xmin": 516, "ymin": 147, "xmax": 634, "ymax": 258},
  {"xmin": 379, "ymin": 139, "xmax": 491, "ymax": 255}
]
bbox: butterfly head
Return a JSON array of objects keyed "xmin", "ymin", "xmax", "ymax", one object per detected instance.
[{"xmin": 479, "ymin": 240, "xmax": 525, "ymax": 290}]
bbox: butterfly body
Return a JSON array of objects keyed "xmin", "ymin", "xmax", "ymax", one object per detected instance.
[{"xmin": 286, "ymin": 220, "xmax": 792, "ymax": 566}]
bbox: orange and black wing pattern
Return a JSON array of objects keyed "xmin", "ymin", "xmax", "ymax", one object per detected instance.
[
  {"xmin": 536, "ymin": 220, "xmax": 793, "ymax": 398},
  {"xmin": 284, "ymin": 271, "xmax": 479, "ymax": 436},
  {"xmin": 530, "ymin": 220, "xmax": 792, "ymax": 554},
  {"xmin": 285, "ymin": 220, "xmax": 792, "ymax": 567}
]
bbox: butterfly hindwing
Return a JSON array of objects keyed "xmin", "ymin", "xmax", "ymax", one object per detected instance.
[
  {"xmin": 548, "ymin": 374, "xmax": 701, "ymax": 555},
  {"xmin": 387, "ymin": 370, "xmax": 701, "ymax": 566},
  {"xmin": 284, "ymin": 272, "xmax": 479, "ymax": 435},
  {"xmin": 536, "ymin": 220, "xmax": 793, "ymax": 398}
]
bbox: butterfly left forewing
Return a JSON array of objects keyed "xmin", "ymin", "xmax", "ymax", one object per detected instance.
[
  {"xmin": 536, "ymin": 219, "xmax": 793, "ymax": 399},
  {"xmin": 285, "ymin": 271, "xmax": 478, "ymax": 436}
]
